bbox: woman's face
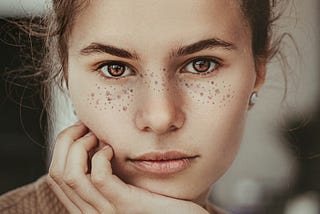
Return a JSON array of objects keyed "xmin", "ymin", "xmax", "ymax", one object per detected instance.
[{"xmin": 67, "ymin": 0, "xmax": 263, "ymax": 203}]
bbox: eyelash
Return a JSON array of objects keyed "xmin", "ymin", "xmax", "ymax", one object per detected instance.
[{"xmin": 95, "ymin": 57, "xmax": 222, "ymax": 80}]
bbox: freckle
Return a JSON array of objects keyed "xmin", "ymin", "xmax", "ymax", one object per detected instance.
[
  {"xmin": 91, "ymin": 93, "xmax": 95, "ymax": 97},
  {"xmin": 215, "ymin": 89, "xmax": 220, "ymax": 94},
  {"xmin": 211, "ymin": 81, "xmax": 214, "ymax": 85},
  {"xmin": 200, "ymin": 92, "xmax": 204, "ymax": 96},
  {"xmin": 123, "ymin": 106, "xmax": 128, "ymax": 111},
  {"xmin": 130, "ymin": 89, "xmax": 134, "ymax": 93},
  {"xmin": 155, "ymin": 81, "xmax": 158, "ymax": 85},
  {"xmin": 162, "ymin": 68, "xmax": 166, "ymax": 71},
  {"xmin": 227, "ymin": 94, "xmax": 231, "ymax": 98},
  {"xmin": 185, "ymin": 83, "xmax": 189, "ymax": 87},
  {"xmin": 112, "ymin": 106, "xmax": 114, "ymax": 109}
]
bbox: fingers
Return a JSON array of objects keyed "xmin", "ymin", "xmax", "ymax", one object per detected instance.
[
  {"xmin": 48, "ymin": 123, "xmax": 98, "ymax": 213},
  {"xmin": 48, "ymin": 122, "xmax": 115, "ymax": 213},
  {"xmin": 63, "ymin": 132, "xmax": 115, "ymax": 213},
  {"xmin": 91, "ymin": 145, "xmax": 131, "ymax": 203},
  {"xmin": 49, "ymin": 122, "xmax": 88, "ymax": 179}
]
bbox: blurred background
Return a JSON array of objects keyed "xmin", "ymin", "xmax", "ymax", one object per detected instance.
[{"xmin": 0, "ymin": 0, "xmax": 319, "ymax": 213}]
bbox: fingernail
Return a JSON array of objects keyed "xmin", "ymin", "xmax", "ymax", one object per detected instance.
[
  {"xmin": 84, "ymin": 132, "xmax": 93, "ymax": 137},
  {"xmin": 102, "ymin": 145, "xmax": 110, "ymax": 150}
]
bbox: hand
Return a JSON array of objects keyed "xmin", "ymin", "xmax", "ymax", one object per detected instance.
[{"xmin": 47, "ymin": 121, "xmax": 209, "ymax": 214}]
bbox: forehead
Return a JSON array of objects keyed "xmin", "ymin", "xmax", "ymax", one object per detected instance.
[{"xmin": 69, "ymin": 0, "xmax": 250, "ymax": 53}]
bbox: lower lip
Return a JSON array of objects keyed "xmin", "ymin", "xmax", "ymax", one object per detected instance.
[{"xmin": 130, "ymin": 158, "xmax": 193, "ymax": 175}]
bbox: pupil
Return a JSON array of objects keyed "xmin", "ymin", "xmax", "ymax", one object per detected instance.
[
  {"xmin": 193, "ymin": 60, "xmax": 210, "ymax": 72},
  {"xmin": 109, "ymin": 64, "xmax": 125, "ymax": 76}
]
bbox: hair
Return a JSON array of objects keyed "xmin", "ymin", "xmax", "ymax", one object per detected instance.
[{"xmin": 4, "ymin": 0, "xmax": 290, "ymax": 139}]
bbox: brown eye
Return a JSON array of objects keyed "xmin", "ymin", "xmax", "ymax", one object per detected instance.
[
  {"xmin": 183, "ymin": 58, "xmax": 220, "ymax": 75},
  {"xmin": 108, "ymin": 64, "xmax": 125, "ymax": 76},
  {"xmin": 193, "ymin": 59, "xmax": 210, "ymax": 72},
  {"xmin": 99, "ymin": 62, "xmax": 134, "ymax": 78}
]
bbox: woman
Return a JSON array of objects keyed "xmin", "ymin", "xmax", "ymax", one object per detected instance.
[{"xmin": 0, "ymin": 0, "xmax": 286, "ymax": 213}]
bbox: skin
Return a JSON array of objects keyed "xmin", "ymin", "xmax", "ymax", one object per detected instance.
[{"xmin": 48, "ymin": 0, "xmax": 266, "ymax": 213}]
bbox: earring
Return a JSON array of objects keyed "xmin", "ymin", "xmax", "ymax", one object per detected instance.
[{"xmin": 249, "ymin": 92, "xmax": 258, "ymax": 105}]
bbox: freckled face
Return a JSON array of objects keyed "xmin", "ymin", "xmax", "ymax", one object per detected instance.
[{"xmin": 68, "ymin": 0, "xmax": 259, "ymax": 203}]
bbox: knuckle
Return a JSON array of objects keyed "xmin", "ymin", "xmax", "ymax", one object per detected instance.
[
  {"xmin": 71, "ymin": 141, "xmax": 84, "ymax": 151},
  {"xmin": 56, "ymin": 130, "xmax": 72, "ymax": 144},
  {"xmin": 48, "ymin": 168, "xmax": 63, "ymax": 185},
  {"xmin": 63, "ymin": 173, "xmax": 80, "ymax": 189},
  {"xmin": 91, "ymin": 172, "xmax": 106, "ymax": 188}
]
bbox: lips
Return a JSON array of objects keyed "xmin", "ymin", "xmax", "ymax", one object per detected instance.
[{"xmin": 128, "ymin": 151, "xmax": 198, "ymax": 175}]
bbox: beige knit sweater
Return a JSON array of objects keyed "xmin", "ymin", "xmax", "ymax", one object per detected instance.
[{"xmin": 0, "ymin": 175, "xmax": 68, "ymax": 214}]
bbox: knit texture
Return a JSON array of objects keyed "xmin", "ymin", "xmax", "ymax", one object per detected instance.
[{"xmin": 0, "ymin": 175, "xmax": 68, "ymax": 214}]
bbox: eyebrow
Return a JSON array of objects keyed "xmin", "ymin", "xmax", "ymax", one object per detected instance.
[
  {"xmin": 173, "ymin": 38, "xmax": 237, "ymax": 57},
  {"xmin": 79, "ymin": 37, "xmax": 236, "ymax": 60},
  {"xmin": 80, "ymin": 43, "xmax": 139, "ymax": 60}
]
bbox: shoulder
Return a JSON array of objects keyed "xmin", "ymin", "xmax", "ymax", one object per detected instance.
[{"xmin": 0, "ymin": 175, "xmax": 68, "ymax": 214}]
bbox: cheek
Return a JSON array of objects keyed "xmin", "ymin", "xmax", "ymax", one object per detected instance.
[
  {"xmin": 69, "ymin": 75, "xmax": 136, "ymax": 150},
  {"xmin": 87, "ymin": 83, "xmax": 135, "ymax": 112},
  {"xmin": 177, "ymin": 77, "xmax": 236, "ymax": 108}
]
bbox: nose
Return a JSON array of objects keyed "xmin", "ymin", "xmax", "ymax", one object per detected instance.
[{"xmin": 134, "ymin": 83, "xmax": 185, "ymax": 135}]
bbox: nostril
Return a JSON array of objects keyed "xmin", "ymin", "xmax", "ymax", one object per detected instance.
[
  {"xmin": 142, "ymin": 127, "xmax": 151, "ymax": 132},
  {"xmin": 142, "ymin": 125, "xmax": 178, "ymax": 133},
  {"xmin": 168, "ymin": 125, "xmax": 178, "ymax": 131}
]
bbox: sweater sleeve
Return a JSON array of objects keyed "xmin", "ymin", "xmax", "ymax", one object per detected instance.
[{"xmin": 0, "ymin": 175, "xmax": 68, "ymax": 214}]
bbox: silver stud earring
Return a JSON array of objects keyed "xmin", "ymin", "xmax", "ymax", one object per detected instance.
[{"xmin": 249, "ymin": 92, "xmax": 258, "ymax": 105}]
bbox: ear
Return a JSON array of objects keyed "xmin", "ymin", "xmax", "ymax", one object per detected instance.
[{"xmin": 248, "ymin": 60, "xmax": 267, "ymax": 110}]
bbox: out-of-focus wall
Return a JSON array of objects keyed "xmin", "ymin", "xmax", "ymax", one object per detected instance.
[{"xmin": 0, "ymin": 0, "xmax": 46, "ymax": 17}]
